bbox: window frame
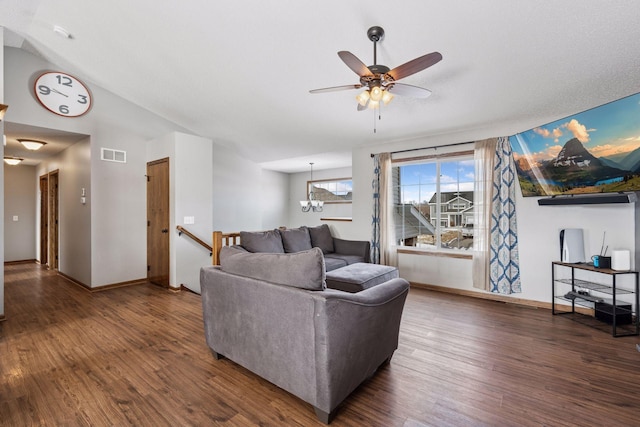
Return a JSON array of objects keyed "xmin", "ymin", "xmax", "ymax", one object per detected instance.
[
  {"xmin": 306, "ymin": 177, "xmax": 353, "ymax": 204},
  {"xmin": 392, "ymin": 149, "xmax": 475, "ymax": 253}
]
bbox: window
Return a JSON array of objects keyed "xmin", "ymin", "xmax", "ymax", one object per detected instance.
[
  {"xmin": 308, "ymin": 178, "xmax": 352, "ymax": 203},
  {"xmin": 393, "ymin": 153, "xmax": 475, "ymax": 251}
]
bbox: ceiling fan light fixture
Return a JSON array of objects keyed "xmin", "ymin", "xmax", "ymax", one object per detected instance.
[
  {"xmin": 368, "ymin": 99, "xmax": 380, "ymax": 110},
  {"xmin": 18, "ymin": 139, "xmax": 47, "ymax": 151},
  {"xmin": 381, "ymin": 90, "xmax": 394, "ymax": 105},
  {"xmin": 356, "ymin": 90, "xmax": 370, "ymax": 107},
  {"xmin": 370, "ymin": 86, "xmax": 383, "ymax": 102},
  {"xmin": 4, "ymin": 156, "xmax": 24, "ymax": 166}
]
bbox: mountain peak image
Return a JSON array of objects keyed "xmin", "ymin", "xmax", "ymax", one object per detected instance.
[{"xmin": 553, "ymin": 138, "xmax": 599, "ymax": 167}]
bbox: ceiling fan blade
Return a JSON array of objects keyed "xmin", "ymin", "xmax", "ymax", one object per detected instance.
[
  {"xmin": 387, "ymin": 83, "xmax": 432, "ymax": 98},
  {"xmin": 387, "ymin": 52, "xmax": 443, "ymax": 81},
  {"xmin": 338, "ymin": 51, "xmax": 373, "ymax": 77},
  {"xmin": 309, "ymin": 84, "xmax": 363, "ymax": 94}
]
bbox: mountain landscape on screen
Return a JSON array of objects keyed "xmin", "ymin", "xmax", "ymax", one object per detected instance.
[{"xmin": 509, "ymin": 92, "xmax": 640, "ymax": 196}]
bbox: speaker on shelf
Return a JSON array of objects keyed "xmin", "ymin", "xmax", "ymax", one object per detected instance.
[{"xmin": 612, "ymin": 249, "xmax": 631, "ymax": 271}]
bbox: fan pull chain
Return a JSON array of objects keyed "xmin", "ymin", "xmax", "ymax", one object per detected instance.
[{"xmin": 373, "ymin": 108, "xmax": 376, "ymax": 133}]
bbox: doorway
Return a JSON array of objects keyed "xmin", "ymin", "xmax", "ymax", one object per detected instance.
[
  {"xmin": 146, "ymin": 158, "xmax": 170, "ymax": 287},
  {"xmin": 39, "ymin": 170, "xmax": 60, "ymax": 269}
]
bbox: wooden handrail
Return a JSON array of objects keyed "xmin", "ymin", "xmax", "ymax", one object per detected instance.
[{"xmin": 176, "ymin": 226, "xmax": 213, "ymax": 254}]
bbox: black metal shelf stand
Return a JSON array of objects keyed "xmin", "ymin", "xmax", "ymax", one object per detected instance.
[{"xmin": 552, "ymin": 261, "xmax": 639, "ymax": 337}]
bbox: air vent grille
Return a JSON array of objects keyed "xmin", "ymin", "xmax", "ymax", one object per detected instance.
[{"xmin": 101, "ymin": 148, "xmax": 127, "ymax": 163}]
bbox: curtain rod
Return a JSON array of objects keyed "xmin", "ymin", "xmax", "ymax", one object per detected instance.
[{"xmin": 370, "ymin": 140, "xmax": 473, "ymax": 158}]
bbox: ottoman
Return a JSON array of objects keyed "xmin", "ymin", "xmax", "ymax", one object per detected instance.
[{"xmin": 325, "ymin": 263, "xmax": 399, "ymax": 293}]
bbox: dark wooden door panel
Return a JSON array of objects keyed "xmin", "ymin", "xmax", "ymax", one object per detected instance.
[{"xmin": 147, "ymin": 158, "xmax": 170, "ymax": 287}]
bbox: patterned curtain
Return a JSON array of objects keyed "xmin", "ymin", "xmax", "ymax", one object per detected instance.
[
  {"xmin": 371, "ymin": 154, "xmax": 382, "ymax": 264},
  {"xmin": 371, "ymin": 153, "xmax": 395, "ymax": 265},
  {"xmin": 489, "ymin": 137, "xmax": 521, "ymax": 294}
]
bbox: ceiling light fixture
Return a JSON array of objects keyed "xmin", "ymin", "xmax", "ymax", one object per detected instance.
[
  {"xmin": 18, "ymin": 139, "xmax": 47, "ymax": 151},
  {"xmin": 4, "ymin": 157, "xmax": 24, "ymax": 166},
  {"xmin": 355, "ymin": 85, "xmax": 394, "ymax": 110},
  {"xmin": 300, "ymin": 162, "xmax": 324, "ymax": 213}
]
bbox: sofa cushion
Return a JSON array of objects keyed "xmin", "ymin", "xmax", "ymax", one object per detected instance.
[
  {"xmin": 325, "ymin": 263, "xmax": 399, "ymax": 293},
  {"xmin": 324, "ymin": 253, "xmax": 365, "ymax": 266},
  {"xmin": 280, "ymin": 227, "xmax": 313, "ymax": 253},
  {"xmin": 308, "ymin": 224, "xmax": 334, "ymax": 254},
  {"xmin": 240, "ymin": 229, "xmax": 285, "ymax": 253},
  {"xmin": 219, "ymin": 245, "xmax": 326, "ymax": 291},
  {"xmin": 324, "ymin": 257, "xmax": 348, "ymax": 272}
]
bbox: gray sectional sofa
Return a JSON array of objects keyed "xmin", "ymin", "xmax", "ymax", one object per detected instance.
[
  {"xmin": 200, "ymin": 244, "xmax": 410, "ymax": 423},
  {"xmin": 239, "ymin": 224, "xmax": 370, "ymax": 271}
]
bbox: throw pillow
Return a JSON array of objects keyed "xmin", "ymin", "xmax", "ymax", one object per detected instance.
[
  {"xmin": 308, "ymin": 224, "xmax": 334, "ymax": 254},
  {"xmin": 280, "ymin": 227, "xmax": 313, "ymax": 253},
  {"xmin": 240, "ymin": 229, "xmax": 285, "ymax": 253},
  {"xmin": 219, "ymin": 246, "xmax": 326, "ymax": 291}
]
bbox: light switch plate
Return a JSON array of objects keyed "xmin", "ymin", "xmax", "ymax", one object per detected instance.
[
  {"xmin": 184, "ymin": 216, "xmax": 195, "ymax": 224},
  {"xmin": 12, "ymin": 215, "xmax": 18, "ymax": 221}
]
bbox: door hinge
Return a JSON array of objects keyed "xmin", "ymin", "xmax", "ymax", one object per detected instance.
[
  {"xmin": 147, "ymin": 265, "xmax": 151, "ymax": 272},
  {"xmin": 148, "ymin": 220, "xmax": 151, "ymax": 226}
]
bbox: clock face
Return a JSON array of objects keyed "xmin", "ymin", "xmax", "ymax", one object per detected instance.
[{"xmin": 34, "ymin": 71, "xmax": 92, "ymax": 117}]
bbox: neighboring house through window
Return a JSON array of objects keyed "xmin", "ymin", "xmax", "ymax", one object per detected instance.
[
  {"xmin": 309, "ymin": 178, "xmax": 352, "ymax": 203},
  {"xmin": 393, "ymin": 152, "xmax": 475, "ymax": 251}
]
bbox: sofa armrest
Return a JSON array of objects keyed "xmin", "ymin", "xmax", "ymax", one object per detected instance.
[
  {"xmin": 310, "ymin": 278, "xmax": 409, "ymax": 414},
  {"xmin": 332, "ymin": 237, "xmax": 371, "ymax": 262}
]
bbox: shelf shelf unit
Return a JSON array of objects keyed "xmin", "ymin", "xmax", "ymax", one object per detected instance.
[{"xmin": 552, "ymin": 261, "xmax": 639, "ymax": 337}]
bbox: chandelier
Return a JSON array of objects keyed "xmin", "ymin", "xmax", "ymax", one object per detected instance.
[{"xmin": 300, "ymin": 162, "xmax": 324, "ymax": 212}]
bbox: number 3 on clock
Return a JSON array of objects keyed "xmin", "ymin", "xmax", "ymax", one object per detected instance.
[{"xmin": 34, "ymin": 71, "xmax": 92, "ymax": 117}]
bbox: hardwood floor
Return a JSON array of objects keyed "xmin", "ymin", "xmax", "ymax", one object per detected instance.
[{"xmin": 2, "ymin": 263, "xmax": 640, "ymax": 426}]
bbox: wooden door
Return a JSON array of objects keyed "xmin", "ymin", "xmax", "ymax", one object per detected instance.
[
  {"xmin": 39, "ymin": 175, "xmax": 49, "ymax": 265},
  {"xmin": 147, "ymin": 158, "xmax": 170, "ymax": 287},
  {"xmin": 49, "ymin": 171, "xmax": 59, "ymax": 270}
]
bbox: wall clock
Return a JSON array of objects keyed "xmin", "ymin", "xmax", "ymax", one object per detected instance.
[{"xmin": 34, "ymin": 71, "xmax": 92, "ymax": 117}]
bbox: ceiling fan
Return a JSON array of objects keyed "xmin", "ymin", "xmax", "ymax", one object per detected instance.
[{"xmin": 309, "ymin": 26, "xmax": 443, "ymax": 111}]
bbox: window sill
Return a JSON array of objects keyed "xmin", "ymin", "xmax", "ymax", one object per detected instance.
[
  {"xmin": 320, "ymin": 217, "xmax": 352, "ymax": 222},
  {"xmin": 396, "ymin": 247, "xmax": 473, "ymax": 260}
]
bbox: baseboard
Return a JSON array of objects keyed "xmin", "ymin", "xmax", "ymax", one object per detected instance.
[
  {"xmin": 410, "ymin": 281, "xmax": 552, "ymax": 310},
  {"xmin": 4, "ymin": 259, "xmax": 38, "ymax": 265},
  {"xmin": 57, "ymin": 271, "xmax": 147, "ymax": 292},
  {"xmin": 179, "ymin": 285, "xmax": 199, "ymax": 294},
  {"xmin": 88, "ymin": 278, "xmax": 148, "ymax": 292}
]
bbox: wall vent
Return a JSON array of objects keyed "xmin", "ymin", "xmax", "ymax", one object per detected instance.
[{"xmin": 101, "ymin": 148, "xmax": 127, "ymax": 163}]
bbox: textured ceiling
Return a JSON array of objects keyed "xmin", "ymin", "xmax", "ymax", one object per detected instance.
[{"xmin": 3, "ymin": 0, "xmax": 640, "ymax": 172}]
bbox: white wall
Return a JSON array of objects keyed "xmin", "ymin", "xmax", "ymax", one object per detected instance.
[
  {"xmin": 174, "ymin": 133, "xmax": 213, "ymax": 293},
  {"xmin": 212, "ymin": 144, "xmax": 289, "ymax": 232},
  {"xmin": 36, "ymin": 139, "xmax": 92, "ymax": 285},
  {"xmin": 260, "ymin": 169, "xmax": 289, "ymax": 230},
  {"xmin": 4, "ymin": 164, "xmax": 36, "ymax": 262},
  {"xmin": 4, "ymin": 47, "xmax": 192, "ymax": 288},
  {"xmin": 350, "ymin": 132, "xmax": 636, "ymax": 305},
  {"xmin": 288, "ymin": 166, "xmax": 353, "ymax": 238}
]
